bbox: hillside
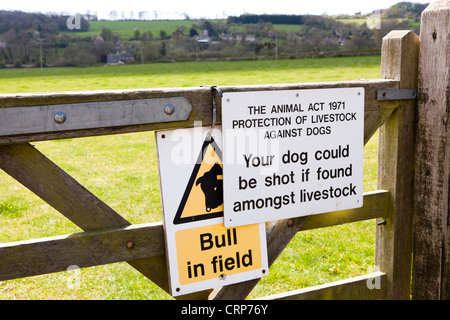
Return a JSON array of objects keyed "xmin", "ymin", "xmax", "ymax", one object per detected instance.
[{"xmin": 0, "ymin": 2, "xmax": 428, "ymax": 68}]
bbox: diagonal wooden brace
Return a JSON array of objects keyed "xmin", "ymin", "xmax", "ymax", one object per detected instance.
[{"xmin": 0, "ymin": 142, "xmax": 210, "ymax": 298}]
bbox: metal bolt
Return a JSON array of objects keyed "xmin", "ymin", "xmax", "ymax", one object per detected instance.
[
  {"xmin": 54, "ymin": 112, "xmax": 66, "ymax": 124},
  {"xmin": 126, "ymin": 241, "xmax": 135, "ymax": 249},
  {"xmin": 287, "ymin": 219, "xmax": 294, "ymax": 227},
  {"xmin": 164, "ymin": 104, "xmax": 175, "ymax": 115}
]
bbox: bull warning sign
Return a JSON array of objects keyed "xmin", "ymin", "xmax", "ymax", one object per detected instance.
[
  {"xmin": 173, "ymin": 138, "xmax": 223, "ymax": 224},
  {"xmin": 156, "ymin": 126, "xmax": 268, "ymax": 296},
  {"xmin": 175, "ymin": 223, "xmax": 264, "ymax": 286}
]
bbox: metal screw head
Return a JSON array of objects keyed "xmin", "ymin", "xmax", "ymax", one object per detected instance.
[
  {"xmin": 126, "ymin": 241, "xmax": 135, "ymax": 249},
  {"xmin": 164, "ymin": 104, "xmax": 175, "ymax": 115},
  {"xmin": 54, "ymin": 112, "xmax": 66, "ymax": 124},
  {"xmin": 287, "ymin": 219, "xmax": 294, "ymax": 227}
]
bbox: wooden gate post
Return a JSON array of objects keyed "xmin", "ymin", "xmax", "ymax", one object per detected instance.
[
  {"xmin": 377, "ymin": 30, "xmax": 419, "ymax": 299},
  {"xmin": 412, "ymin": 0, "xmax": 450, "ymax": 300}
]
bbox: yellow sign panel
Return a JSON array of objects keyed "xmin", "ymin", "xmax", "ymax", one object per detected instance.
[
  {"xmin": 173, "ymin": 138, "xmax": 224, "ymax": 224},
  {"xmin": 175, "ymin": 223, "xmax": 263, "ymax": 285}
]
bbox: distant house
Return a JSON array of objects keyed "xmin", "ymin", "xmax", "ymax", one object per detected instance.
[
  {"xmin": 119, "ymin": 52, "xmax": 134, "ymax": 61},
  {"xmin": 106, "ymin": 52, "xmax": 134, "ymax": 65},
  {"xmin": 0, "ymin": 38, "xmax": 7, "ymax": 48},
  {"xmin": 93, "ymin": 35, "xmax": 105, "ymax": 45},
  {"xmin": 245, "ymin": 34, "xmax": 256, "ymax": 42},
  {"xmin": 195, "ymin": 30, "xmax": 211, "ymax": 43},
  {"xmin": 220, "ymin": 33, "xmax": 233, "ymax": 41},
  {"xmin": 107, "ymin": 54, "xmax": 120, "ymax": 64}
]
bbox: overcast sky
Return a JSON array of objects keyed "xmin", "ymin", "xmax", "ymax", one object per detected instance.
[{"xmin": 0, "ymin": 0, "xmax": 428, "ymax": 19}]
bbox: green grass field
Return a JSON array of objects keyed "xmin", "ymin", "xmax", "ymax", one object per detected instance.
[
  {"xmin": 0, "ymin": 56, "xmax": 381, "ymax": 299},
  {"xmin": 0, "ymin": 56, "xmax": 381, "ymax": 93}
]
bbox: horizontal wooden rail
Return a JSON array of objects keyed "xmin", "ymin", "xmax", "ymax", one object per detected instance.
[
  {"xmin": 300, "ymin": 190, "xmax": 388, "ymax": 231},
  {"xmin": 0, "ymin": 79, "xmax": 399, "ymax": 145},
  {"xmin": 261, "ymin": 271, "xmax": 386, "ymax": 300},
  {"xmin": 0, "ymin": 222, "xmax": 164, "ymax": 281},
  {"xmin": 0, "ymin": 190, "xmax": 388, "ymax": 282}
]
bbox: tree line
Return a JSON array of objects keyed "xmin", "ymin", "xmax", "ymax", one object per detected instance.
[
  {"xmin": 0, "ymin": 2, "xmax": 427, "ymax": 68},
  {"xmin": 227, "ymin": 14, "xmax": 304, "ymax": 25}
]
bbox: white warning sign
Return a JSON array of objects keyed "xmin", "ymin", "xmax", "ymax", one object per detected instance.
[{"xmin": 221, "ymin": 88, "xmax": 365, "ymax": 227}]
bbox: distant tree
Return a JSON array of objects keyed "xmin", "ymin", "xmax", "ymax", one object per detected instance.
[
  {"xmin": 189, "ymin": 27, "xmax": 198, "ymax": 38},
  {"xmin": 99, "ymin": 52, "xmax": 107, "ymax": 63},
  {"xmin": 227, "ymin": 14, "xmax": 303, "ymax": 25},
  {"xmin": 133, "ymin": 29, "xmax": 141, "ymax": 40},
  {"xmin": 160, "ymin": 41, "xmax": 166, "ymax": 56},
  {"xmin": 0, "ymin": 10, "xmax": 89, "ymax": 34},
  {"xmin": 159, "ymin": 30, "xmax": 168, "ymax": 40},
  {"xmin": 140, "ymin": 31, "xmax": 153, "ymax": 41},
  {"xmin": 101, "ymin": 27, "xmax": 113, "ymax": 42},
  {"xmin": 201, "ymin": 21, "xmax": 218, "ymax": 38},
  {"xmin": 109, "ymin": 11, "xmax": 118, "ymax": 21}
]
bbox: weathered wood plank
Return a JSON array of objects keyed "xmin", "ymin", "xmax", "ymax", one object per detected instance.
[
  {"xmin": 209, "ymin": 191, "xmax": 388, "ymax": 299},
  {"xmin": 0, "ymin": 97, "xmax": 192, "ymax": 136},
  {"xmin": 0, "ymin": 142, "xmax": 210, "ymax": 298},
  {"xmin": 261, "ymin": 272, "xmax": 386, "ymax": 300},
  {"xmin": 0, "ymin": 191, "xmax": 386, "ymax": 285},
  {"xmin": 299, "ymin": 190, "xmax": 389, "ymax": 231},
  {"xmin": 0, "ymin": 80, "xmax": 398, "ymax": 145},
  {"xmin": 377, "ymin": 30, "xmax": 420, "ymax": 299},
  {"xmin": 0, "ymin": 222, "xmax": 164, "ymax": 281},
  {"xmin": 412, "ymin": 0, "xmax": 450, "ymax": 300},
  {"xmin": 0, "ymin": 143, "xmax": 130, "ymax": 230},
  {"xmin": 0, "ymin": 87, "xmax": 212, "ymax": 145}
]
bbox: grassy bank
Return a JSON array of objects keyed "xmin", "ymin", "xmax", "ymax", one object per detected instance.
[{"xmin": 0, "ymin": 56, "xmax": 381, "ymax": 93}]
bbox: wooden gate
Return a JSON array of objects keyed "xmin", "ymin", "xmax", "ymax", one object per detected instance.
[{"xmin": 0, "ymin": 1, "xmax": 448, "ymax": 300}]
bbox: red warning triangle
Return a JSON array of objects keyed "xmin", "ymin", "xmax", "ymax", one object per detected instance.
[{"xmin": 173, "ymin": 137, "xmax": 223, "ymax": 224}]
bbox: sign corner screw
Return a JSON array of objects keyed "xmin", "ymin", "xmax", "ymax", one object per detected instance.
[
  {"xmin": 54, "ymin": 111, "xmax": 66, "ymax": 124},
  {"xmin": 164, "ymin": 104, "xmax": 175, "ymax": 115},
  {"xmin": 126, "ymin": 241, "xmax": 135, "ymax": 249}
]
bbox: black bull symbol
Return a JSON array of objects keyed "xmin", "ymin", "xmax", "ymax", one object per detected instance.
[{"xmin": 196, "ymin": 163, "xmax": 223, "ymax": 212}]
